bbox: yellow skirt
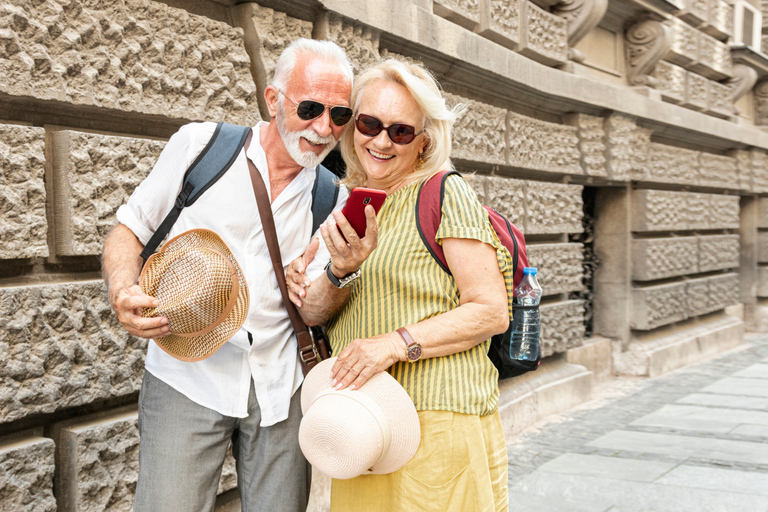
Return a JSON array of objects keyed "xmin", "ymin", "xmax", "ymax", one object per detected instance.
[{"xmin": 330, "ymin": 409, "xmax": 509, "ymax": 512}]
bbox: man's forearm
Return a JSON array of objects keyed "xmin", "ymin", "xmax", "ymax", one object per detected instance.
[
  {"xmin": 297, "ymin": 275, "xmax": 351, "ymax": 326},
  {"xmin": 102, "ymin": 224, "xmax": 145, "ymax": 305}
]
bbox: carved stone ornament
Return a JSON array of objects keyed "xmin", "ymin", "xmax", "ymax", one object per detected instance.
[
  {"xmin": 754, "ymin": 80, "xmax": 768, "ymax": 126},
  {"xmin": 625, "ymin": 20, "xmax": 675, "ymax": 87},
  {"xmin": 552, "ymin": 0, "xmax": 609, "ymax": 62},
  {"xmin": 727, "ymin": 64, "xmax": 759, "ymax": 111}
]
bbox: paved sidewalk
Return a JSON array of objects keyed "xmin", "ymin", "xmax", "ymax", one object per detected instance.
[{"xmin": 506, "ymin": 333, "xmax": 768, "ymax": 512}]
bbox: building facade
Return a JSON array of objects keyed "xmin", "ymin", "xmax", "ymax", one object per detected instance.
[{"xmin": 1, "ymin": 0, "xmax": 768, "ymax": 510}]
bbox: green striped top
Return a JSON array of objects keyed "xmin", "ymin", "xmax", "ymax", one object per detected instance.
[{"xmin": 327, "ymin": 174, "xmax": 514, "ymax": 416}]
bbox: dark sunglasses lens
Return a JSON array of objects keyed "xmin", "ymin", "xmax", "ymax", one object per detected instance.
[
  {"xmin": 356, "ymin": 115, "xmax": 384, "ymax": 137},
  {"xmin": 388, "ymin": 123, "xmax": 416, "ymax": 144},
  {"xmin": 330, "ymin": 107, "xmax": 353, "ymax": 126},
  {"xmin": 296, "ymin": 100, "xmax": 325, "ymax": 121}
]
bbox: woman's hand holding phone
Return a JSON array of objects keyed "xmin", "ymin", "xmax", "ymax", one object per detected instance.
[{"xmin": 321, "ymin": 188, "xmax": 385, "ymax": 279}]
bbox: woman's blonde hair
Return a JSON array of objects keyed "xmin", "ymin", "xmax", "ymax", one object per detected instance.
[{"xmin": 340, "ymin": 58, "xmax": 466, "ymax": 189}]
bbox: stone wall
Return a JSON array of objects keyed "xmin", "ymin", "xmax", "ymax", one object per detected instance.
[{"xmin": 1, "ymin": 0, "xmax": 766, "ymax": 509}]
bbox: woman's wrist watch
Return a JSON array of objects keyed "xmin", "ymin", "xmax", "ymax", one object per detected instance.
[
  {"xmin": 397, "ymin": 327, "xmax": 422, "ymax": 362},
  {"xmin": 325, "ymin": 261, "xmax": 361, "ymax": 289}
]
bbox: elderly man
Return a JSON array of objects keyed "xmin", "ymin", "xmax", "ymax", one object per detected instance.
[{"xmin": 102, "ymin": 39, "xmax": 373, "ymax": 512}]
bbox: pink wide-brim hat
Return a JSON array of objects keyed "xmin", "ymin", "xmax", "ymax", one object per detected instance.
[{"xmin": 299, "ymin": 357, "xmax": 420, "ymax": 479}]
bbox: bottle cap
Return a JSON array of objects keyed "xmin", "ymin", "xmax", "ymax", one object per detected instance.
[{"xmin": 523, "ymin": 267, "xmax": 537, "ymax": 275}]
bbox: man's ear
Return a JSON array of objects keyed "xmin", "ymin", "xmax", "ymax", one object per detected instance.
[{"xmin": 265, "ymin": 85, "xmax": 279, "ymax": 119}]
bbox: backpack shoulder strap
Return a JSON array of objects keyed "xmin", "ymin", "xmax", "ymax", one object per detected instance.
[
  {"xmin": 311, "ymin": 164, "xmax": 340, "ymax": 237},
  {"xmin": 140, "ymin": 122, "xmax": 250, "ymax": 262},
  {"xmin": 415, "ymin": 170, "xmax": 461, "ymax": 275}
]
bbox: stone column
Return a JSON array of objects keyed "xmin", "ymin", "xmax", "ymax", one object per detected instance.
[
  {"xmin": 592, "ymin": 185, "xmax": 632, "ymax": 350},
  {"xmin": 740, "ymin": 196, "xmax": 759, "ymax": 330}
]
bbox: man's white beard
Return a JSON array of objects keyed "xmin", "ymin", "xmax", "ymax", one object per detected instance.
[{"xmin": 276, "ymin": 100, "xmax": 337, "ymax": 168}]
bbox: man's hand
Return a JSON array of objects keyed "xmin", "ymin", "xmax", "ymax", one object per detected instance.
[
  {"xmin": 287, "ymin": 238, "xmax": 319, "ymax": 307},
  {"xmin": 321, "ymin": 204, "xmax": 378, "ymax": 277},
  {"xmin": 111, "ymin": 284, "xmax": 170, "ymax": 339}
]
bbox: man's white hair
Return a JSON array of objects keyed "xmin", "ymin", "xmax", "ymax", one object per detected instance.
[{"xmin": 272, "ymin": 39, "xmax": 354, "ymax": 91}]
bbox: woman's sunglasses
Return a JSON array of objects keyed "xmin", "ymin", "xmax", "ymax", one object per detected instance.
[
  {"xmin": 355, "ymin": 114, "xmax": 424, "ymax": 145},
  {"xmin": 277, "ymin": 89, "xmax": 353, "ymax": 127}
]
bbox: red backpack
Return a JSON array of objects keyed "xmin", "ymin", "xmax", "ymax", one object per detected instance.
[{"xmin": 416, "ymin": 170, "xmax": 540, "ymax": 379}]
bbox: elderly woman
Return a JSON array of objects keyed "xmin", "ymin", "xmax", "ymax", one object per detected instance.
[{"xmin": 288, "ymin": 58, "xmax": 512, "ymax": 512}]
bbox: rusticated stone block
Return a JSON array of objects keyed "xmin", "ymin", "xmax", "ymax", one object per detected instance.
[
  {"xmin": 461, "ymin": 173, "xmax": 487, "ymax": 204},
  {"xmin": 698, "ymin": 235, "xmax": 739, "ymax": 272},
  {"xmin": 526, "ymin": 243, "xmax": 584, "ymax": 295},
  {"xmin": 690, "ymin": 193, "xmax": 739, "ymax": 230},
  {"xmin": 698, "ymin": 152, "xmax": 738, "ymax": 190},
  {"xmin": 519, "ymin": 2, "xmax": 568, "ymax": 66},
  {"xmin": 758, "ymin": 232, "xmax": 768, "ymax": 262},
  {"xmin": 506, "ymin": 111, "xmax": 581, "ymax": 175},
  {"xmin": 631, "ymin": 190, "xmax": 739, "ymax": 231},
  {"xmin": 707, "ymin": 79, "xmax": 733, "ymax": 118},
  {"xmin": 731, "ymin": 149, "xmax": 752, "ymax": 192},
  {"xmin": 759, "ymin": 198, "xmax": 768, "ymax": 228},
  {"xmin": 524, "ymin": 181, "xmax": 583, "ymax": 235},
  {"xmin": 316, "ymin": 12, "xmax": 381, "ymax": 75},
  {"xmin": 540, "ymin": 299, "xmax": 586, "ymax": 357},
  {"xmin": 759, "ymin": 267, "xmax": 768, "ymax": 297},
  {"xmin": 446, "ymin": 94, "xmax": 506, "ymax": 165},
  {"xmin": 433, "ymin": 0, "xmax": 481, "ymax": 30},
  {"xmin": 0, "ymin": 281, "xmax": 147, "ymax": 424},
  {"xmin": 665, "ymin": 18, "xmax": 699, "ymax": 67},
  {"xmin": 604, "ymin": 114, "xmax": 651, "ymax": 181},
  {"xmin": 631, "ymin": 237, "xmax": 698, "ymax": 281},
  {"xmin": 0, "ymin": 0, "xmax": 259, "ymax": 125},
  {"xmin": 566, "ymin": 113, "xmax": 607, "ymax": 177},
  {"xmin": 707, "ymin": 273, "xmax": 739, "ymax": 310},
  {"xmin": 485, "ymin": 176, "xmax": 524, "ymax": 227},
  {"xmin": 51, "ymin": 131, "xmax": 166, "ymax": 256},
  {"xmin": 56, "ymin": 410, "xmax": 140, "ymax": 512},
  {"xmin": 751, "ymin": 150, "xmax": 768, "ymax": 193},
  {"xmin": 0, "ymin": 123, "xmax": 47, "ymax": 259},
  {"xmin": 631, "ymin": 281, "xmax": 688, "ymax": 330},
  {"xmin": 0, "ymin": 435, "xmax": 56, "ymax": 512},
  {"xmin": 687, "ymin": 273, "xmax": 739, "ymax": 316},
  {"xmin": 693, "ymin": 33, "xmax": 732, "ymax": 80},
  {"xmin": 646, "ymin": 143, "xmax": 699, "ymax": 185},
  {"xmin": 235, "ymin": 3, "xmax": 312, "ymax": 93},
  {"xmin": 684, "ymin": 71, "xmax": 709, "ymax": 111},
  {"xmin": 651, "ymin": 61, "xmax": 686, "ymax": 104},
  {"xmin": 478, "ymin": 0, "xmax": 522, "ymax": 49},
  {"xmin": 54, "ymin": 410, "xmax": 236, "ymax": 511}
]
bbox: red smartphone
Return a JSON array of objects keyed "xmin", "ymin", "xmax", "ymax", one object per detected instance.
[{"xmin": 341, "ymin": 188, "xmax": 387, "ymax": 238}]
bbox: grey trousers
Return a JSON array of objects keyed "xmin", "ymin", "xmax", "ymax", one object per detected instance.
[{"xmin": 134, "ymin": 370, "xmax": 311, "ymax": 512}]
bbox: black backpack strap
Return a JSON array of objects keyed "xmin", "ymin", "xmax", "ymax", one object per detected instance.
[
  {"xmin": 311, "ymin": 163, "xmax": 340, "ymax": 237},
  {"xmin": 140, "ymin": 122, "xmax": 250, "ymax": 262}
]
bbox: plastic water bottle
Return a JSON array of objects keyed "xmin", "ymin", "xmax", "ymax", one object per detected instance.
[{"xmin": 510, "ymin": 267, "xmax": 542, "ymax": 362}]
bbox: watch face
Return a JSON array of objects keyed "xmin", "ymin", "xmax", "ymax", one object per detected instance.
[{"xmin": 406, "ymin": 344, "xmax": 422, "ymax": 362}]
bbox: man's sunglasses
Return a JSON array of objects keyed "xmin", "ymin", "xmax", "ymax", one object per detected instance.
[
  {"xmin": 355, "ymin": 114, "xmax": 424, "ymax": 145},
  {"xmin": 277, "ymin": 89, "xmax": 353, "ymax": 126}
]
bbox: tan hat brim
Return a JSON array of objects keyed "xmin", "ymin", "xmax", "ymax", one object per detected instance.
[
  {"xmin": 140, "ymin": 229, "xmax": 250, "ymax": 361},
  {"xmin": 301, "ymin": 358, "xmax": 420, "ymax": 476}
]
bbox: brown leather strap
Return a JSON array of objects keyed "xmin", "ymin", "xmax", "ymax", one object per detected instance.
[
  {"xmin": 244, "ymin": 130, "xmax": 319, "ymax": 371},
  {"xmin": 396, "ymin": 327, "xmax": 416, "ymax": 347}
]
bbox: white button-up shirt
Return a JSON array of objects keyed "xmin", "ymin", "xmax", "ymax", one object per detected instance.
[{"xmin": 116, "ymin": 121, "xmax": 345, "ymax": 426}]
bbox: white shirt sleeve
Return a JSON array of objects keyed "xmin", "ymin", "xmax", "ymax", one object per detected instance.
[
  {"xmin": 115, "ymin": 122, "xmax": 217, "ymax": 245},
  {"xmin": 305, "ymin": 183, "xmax": 349, "ymax": 281}
]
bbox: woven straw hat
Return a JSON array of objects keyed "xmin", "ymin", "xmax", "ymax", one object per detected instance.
[
  {"xmin": 139, "ymin": 229, "xmax": 249, "ymax": 362},
  {"xmin": 299, "ymin": 357, "xmax": 420, "ymax": 479}
]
